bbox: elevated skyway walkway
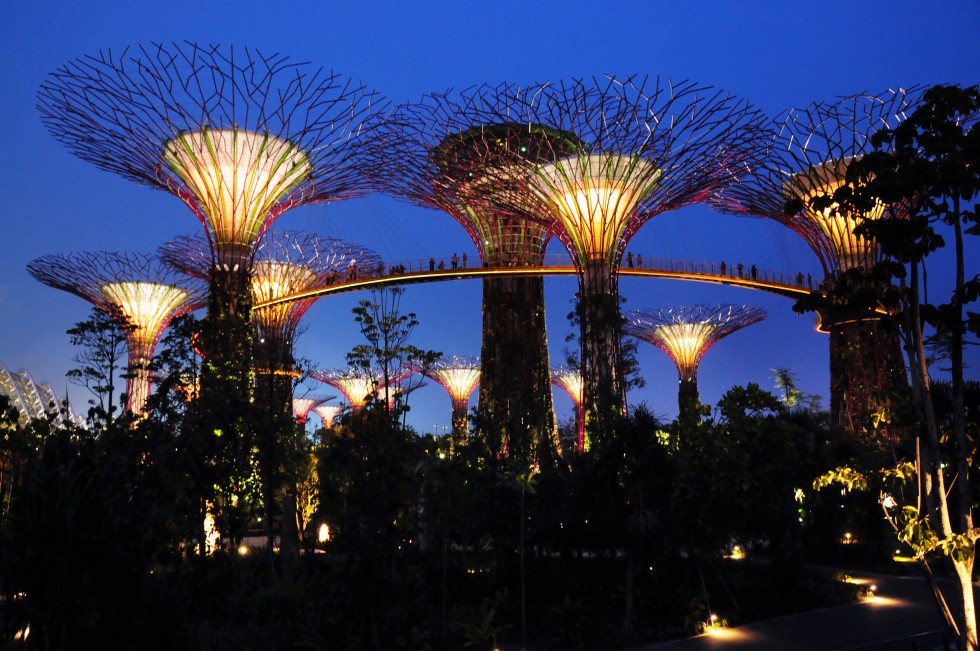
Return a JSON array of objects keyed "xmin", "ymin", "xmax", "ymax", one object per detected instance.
[{"xmin": 254, "ymin": 253, "xmax": 816, "ymax": 309}]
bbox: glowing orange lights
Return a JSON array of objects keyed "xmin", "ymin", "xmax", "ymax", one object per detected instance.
[
  {"xmin": 529, "ymin": 154, "xmax": 661, "ymax": 265},
  {"xmin": 784, "ymin": 157, "xmax": 888, "ymax": 273},
  {"xmin": 164, "ymin": 128, "xmax": 311, "ymax": 262},
  {"xmin": 626, "ymin": 305, "xmax": 766, "ymax": 383}
]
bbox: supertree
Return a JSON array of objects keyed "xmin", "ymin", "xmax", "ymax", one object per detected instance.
[
  {"xmin": 399, "ymin": 77, "xmax": 764, "ymax": 439},
  {"xmin": 37, "ymin": 43, "xmax": 385, "ymax": 474},
  {"xmin": 27, "ymin": 252, "xmax": 205, "ymax": 415},
  {"xmin": 407, "ymin": 356, "xmax": 480, "ymax": 447},
  {"xmin": 551, "ymin": 367, "xmax": 586, "ymax": 454},
  {"xmin": 293, "ymin": 396, "xmax": 331, "ymax": 426},
  {"xmin": 376, "ymin": 88, "xmax": 580, "ymax": 460},
  {"xmin": 160, "ymin": 231, "xmax": 381, "ymax": 409},
  {"xmin": 711, "ymin": 88, "xmax": 923, "ymax": 431},
  {"xmin": 625, "ymin": 305, "xmax": 766, "ymax": 424},
  {"xmin": 312, "ymin": 403, "xmax": 343, "ymax": 430},
  {"xmin": 308, "ymin": 369, "xmax": 380, "ymax": 414}
]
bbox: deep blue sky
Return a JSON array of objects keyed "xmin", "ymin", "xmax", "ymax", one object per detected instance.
[{"xmin": 1, "ymin": 1, "xmax": 978, "ymax": 433}]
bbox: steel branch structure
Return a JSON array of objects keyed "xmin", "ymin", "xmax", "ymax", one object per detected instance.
[
  {"xmin": 626, "ymin": 305, "xmax": 766, "ymax": 423},
  {"xmin": 392, "ymin": 77, "xmax": 765, "ymax": 437},
  {"xmin": 38, "ymin": 43, "xmax": 387, "ymax": 459},
  {"xmin": 551, "ymin": 367, "xmax": 586, "ymax": 454},
  {"xmin": 38, "ymin": 42, "xmax": 384, "ymax": 271},
  {"xmin": 711, "ymin": 88, "xmax": 923, "ymax": 431},
  {"xmin": 407, "ymin": 356, "xmax": 480, "ymax": 445},
  {"xmin": 27, "ymin": 252, "xmax": 205, "ymax": 414},
  {"xmin": 376, "ymin": 86, "xmax": 578, "ymax": 460}
]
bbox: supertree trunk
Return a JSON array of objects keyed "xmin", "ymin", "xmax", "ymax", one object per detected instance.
[
  {"xmin": 478, "ymin": 273, "xmax": 557, "ymax": 463},
  {"xmin": 829, "ymin": 319, "xmax": 908, "ymax": 434},
  {"xmin": 198, "ymin": 267, "xmax": 255, "ymax": 543},
  {"xmin": 579, "ymin": 262, "xmax": 625, "ymax": 439},
  {"xmin": 677, "ymin": 376, "xmax": 700, "ymax": 427}
]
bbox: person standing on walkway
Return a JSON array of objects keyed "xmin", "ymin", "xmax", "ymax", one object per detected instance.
[
  {"xmin": 429, "ymin": 257, "xmax": 435, "ymax": 271},
  {"xmin": 452, "ymin": 253, "xmax": 459, "ymax": 269},
  {"xmin": 737, "ymin": 262, "xmax": 744, "ymax": 277},
  {"xmin": 626, "ymin": 251, "xmax": 634, "ymax": 268},
  {"xmin": 462, "ymin": 252, "xmax": 467, "ymax": 268},
  {"xmin": 751, "ymin": 264, "xmax": 758, "ymax": 280}
]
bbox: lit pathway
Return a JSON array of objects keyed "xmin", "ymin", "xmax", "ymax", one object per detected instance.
[
  {"xmin": 255, "ymin": 253, "xmax": 815, "ymax": 309},
  {"xmin": 630, "ymin": 571, "xmax": 957, "ymax": 651}
]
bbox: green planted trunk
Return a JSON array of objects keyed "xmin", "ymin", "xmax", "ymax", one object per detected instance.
[
  {"xmin": 477, "ymin": 274, "xmax": 557, "ymax": 463},
  {"xmin": 829, "ymin": 319, "xmax": 908, "ymax": 434}
]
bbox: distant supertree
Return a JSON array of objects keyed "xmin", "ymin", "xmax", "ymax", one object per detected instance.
[
  {"xmin": 407, "ymin": 356, "xmax": 480, "ymax": 446},
  {"xmin": 551, "ymin": 367, "xmax": 586, "ymax": 454},
  {"xmin": 38, "ymin": 43, "xmax": 386, "ymax": 458},
  {"xmin": 27, "ymin": 252, "xmax": 205, "ymax": 415},
  {"xmin": 161, "ymin": 231, "xmax": 381, "ymax": 412},
  {"xmin": 293, "ymin": 396, "xmax": 331, "ymax": 425},
  {"xmin": 711, "ymin": 88, "xmax": 923, "ymax": 431},
  {"xmin": 378, "ymin": 89, "xmax": 579, "ymax": 460},
  {"xmin": 312, "ymin": 403, "xmax": 343, "ymax": 429},
  {"xmin": 308, "ymin": 369, "xmax": 379, "ymax": 414},
  {"xmin": 626, "ymin": 305, "xmax": 766, "ymax": 424},
  {"xmin": 404, "ymin": 77, "xmax": 764, "ymax": 438}
]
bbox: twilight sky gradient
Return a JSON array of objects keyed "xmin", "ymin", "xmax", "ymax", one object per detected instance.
[{"xmin": 1, "ymin": 1, "xmax": 978, "ymax": 434}]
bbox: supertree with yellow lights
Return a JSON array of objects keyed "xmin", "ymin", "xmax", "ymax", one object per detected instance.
[
  {"xmin": 551, "ymin": 367, "xmax": 586, "ymax": 454},
  {"xmin": 377, "ymin": 88, "xmax": 583, "ymax": 460},
  {"xmin": 711, "ymin": 88, "xmax": 923, "ymax": 432},
  {"xmin": 293, "ymin": 396, "xmax": 332, "ymax": 426},
  {"xmin": 393, "ymin": 78, "xmax": 764, "ymax": 439},
  {"xmin": 625, "ymin": 305, "xmax": 766, "ymax": 425},
  {"xmin": 27, "ymin": 251, "xmax": 205, "ymax": 416},
  {"xmin": 308, "ymin": 369, "xmax": 381, "ymax": 414},
  {"xmin": 38, "ymin": 44, "xmax": 385, "ymax": 484},
  {"xmin": 312, "ymin": 403, "xmax": 343, "ymax": 430},
  {"xmin": 160, "ymin": 231, "xmax": 381, "ymax": 410},
  {"xmin": 407, "ymin": 356, "xmax": 480, "ymax": 448}
]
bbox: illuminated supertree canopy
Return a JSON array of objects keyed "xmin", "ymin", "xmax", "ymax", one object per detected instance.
[
  {"xmin": 161, "ymin": 231, "xmax": 381, "ymax": 343},
  {"xmin": 312, "ymin": 403, "xmax": 343, "ymax": 429},
  {"xmin": 308, "ymin": 369, "xmax": 379, "ymax": 413},
  {"xmin": 625, "ymin": 305, "xmax": 766, "ymax": 422},
  {"xmin": 407, "ymin": 356, "xmax": 480, "ymax": 443},
  {"xmin": 293, "ymin": 396, "xmax": 332, "ymax": 425},
  {"xmin": 710, "ymin": 88, "xmax": 923, "ymax": 430},
  {"xmin": 38, "ymin": 42, "xmax": 385, "ymax": 270},
  {"xmin": 27, "ymin": 252, "xmax": 205, "ymax": 414},
  {"xmin": 711, "ymin": 88, "xmax": 925, "ymax": 278},
  {"xmin": 375, "ymin": 89, "xmax": 579, "ymax": 461},
  {"xmin": 402, "ymin": 77, "xmax": 765, "ymax": 435},
  {"xmin": 551, "ymin": 367, "xmax": 586, "ymax": 453}
]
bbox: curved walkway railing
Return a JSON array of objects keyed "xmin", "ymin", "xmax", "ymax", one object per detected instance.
[{"xmin": 255, "ymin": 252, "xmax": 816, "ymax": 309}]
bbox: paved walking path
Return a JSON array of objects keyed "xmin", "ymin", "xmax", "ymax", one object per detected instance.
[{"xmin": 629, "ymin": 571, "xmax": 960, "ymax": 651}]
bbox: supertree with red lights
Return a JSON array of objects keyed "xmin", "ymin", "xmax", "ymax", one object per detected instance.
[
  {"xmin": 551, "ymin": 367, "xmax": 586, "ymax": 454},
  {"xmin": 377, "ymin": 88, "xmax": 582, "ymax": 460},
  {"xmin": 293, "ymin": 396, "xmax": 332, "ymax": 426},
  {"xmin": 37, "ymin": 43, "xmax": 385, "ymax": 477},
  {"xmin": 711, "ymin": 88, "xmax": 923, "ymax": 432},
  {"xmin": 407, "ymin": 356, "xmax": 480, "ymax": 447},
  {"xmin": 625, "ymin": 305, "xmax": 766, "ymax": 424},
  {"xmin": 390, "ymin": 77, "xmax": 764, "ymax": 439},
  {"xmin": 27, "ymin": 252, "xmax": 205, "ymax": 416}
]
